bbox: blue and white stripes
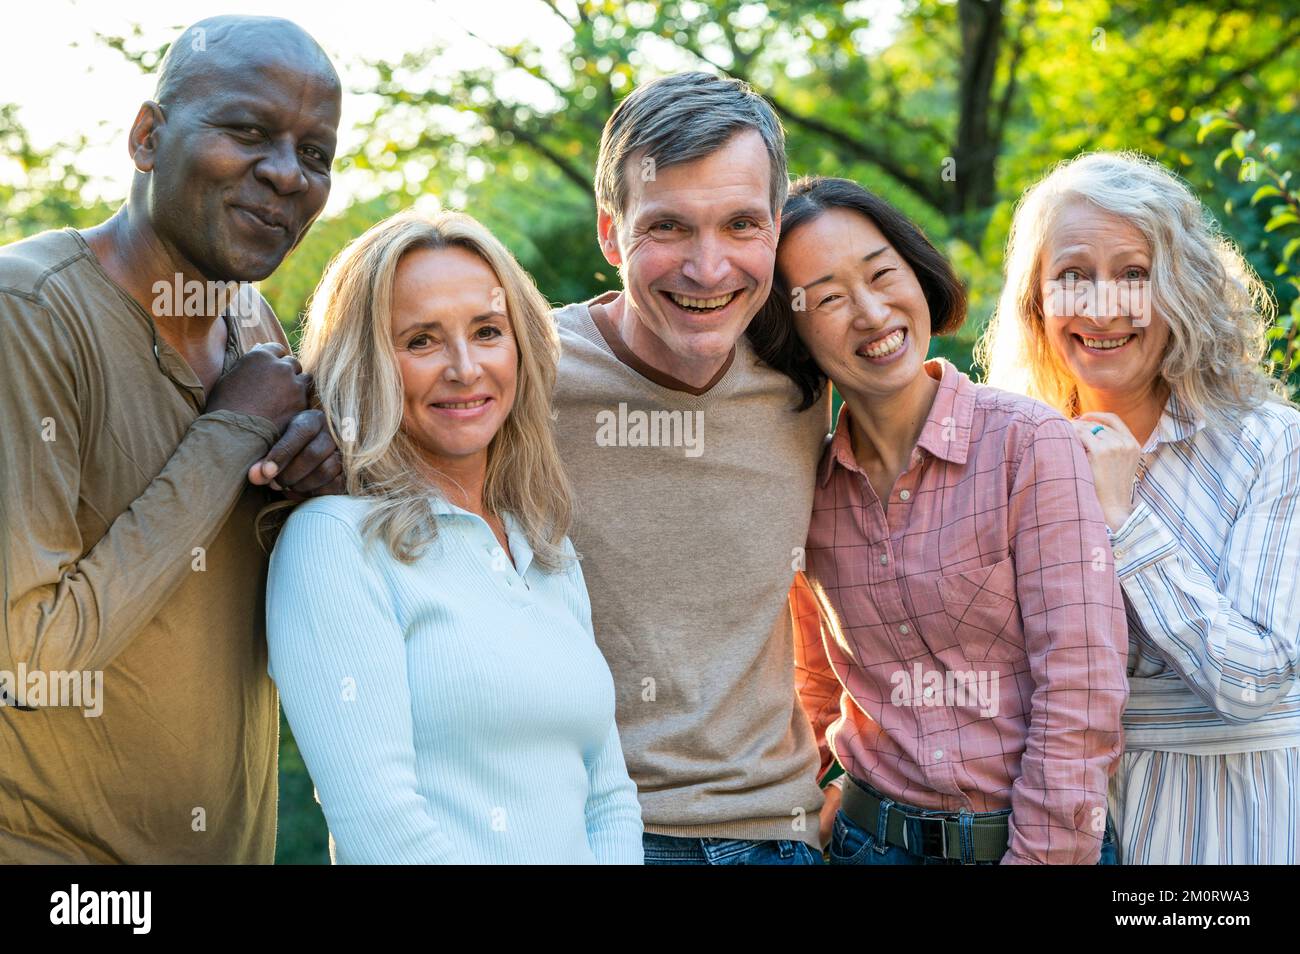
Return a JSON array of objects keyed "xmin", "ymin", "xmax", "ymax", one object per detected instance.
[
  {"xmin": 1111, "ymin": 391, "xmax": 1300, "ymax": 749},
  {"xmin": 1105, "ymin": 390, "xmax": 1300, "ymax": 863},
  {"xmin": 1110, "ymin": 748, "xmax": 1299, "ymax": 864}
]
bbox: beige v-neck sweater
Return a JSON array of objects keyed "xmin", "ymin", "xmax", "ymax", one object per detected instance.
[{"xmin": 553, "ymin": 293, "xmax": 831, "ymax": 846}]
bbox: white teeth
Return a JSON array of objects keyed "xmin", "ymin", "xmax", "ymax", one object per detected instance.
[
  {"xmin": 435, "ymin": 399, "xmax": 489, "ymax": 409},
  {"xmin": 1080, "ymin": 334, "xmax": 1134, "ymax": 350},
  {"xmin": 862, "ymin": 329, "xmax": 905, "ymax": 358},
  {"xmin": 670, "ymin": 291, "xmax": 736, "ymax": 310}
]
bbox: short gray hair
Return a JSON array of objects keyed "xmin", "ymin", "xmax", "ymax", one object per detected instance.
[{"xmin": 594, "ymin": 71, "xmax": 788, "ymax": 223}]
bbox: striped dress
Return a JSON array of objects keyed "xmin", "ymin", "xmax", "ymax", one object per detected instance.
[{"xmin": 1106, "ymin": 390, "xmax": 1300, "ymax": 864}]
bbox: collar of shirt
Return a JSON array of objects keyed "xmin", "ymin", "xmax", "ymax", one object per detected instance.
[
  {"xmin": 817, "ymin": 356, "xmax": 977, "ymax": 488},
  {"xmin": 427, "ymin": 497, "xmax": 536, "ymax": 577},
  {"xmin": 68, "ymin": 228, "xmax": 250, "ymax": 409},
  {"xmin": 1143, "ymin": 387, "xmax": 1207, "ymax": 454}
]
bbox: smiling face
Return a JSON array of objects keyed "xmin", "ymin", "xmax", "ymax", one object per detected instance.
[
  {"xmin": 777, "ymin": 207, "xmax": 932, "ymax": 404},
  {"xmin": 390, "ymin": 246, "xmax": 518, "ymax": 472},
  {"xmin": 1039, "ymin": 199, "xmax": 1170, "ymax": 403},
  {"xmin": 597, "ymin": 128, "xmax": 779, "ymax": 380},
  {"xmin": 145, "ymin": 48, "xmax": 341, "ymax": 282}
]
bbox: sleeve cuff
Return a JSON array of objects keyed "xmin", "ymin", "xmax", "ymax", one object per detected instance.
[
  {"xmin": 1109, "ymin": 498, "xmax": 1180, "ymax": 579},
  {"xmin": 195, "ymin": 408, "xmax": 280, "ymax": 448}
]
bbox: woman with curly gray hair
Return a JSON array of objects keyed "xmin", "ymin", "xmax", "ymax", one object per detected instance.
[{"xmin": 981, "ymin": 151, "xmax": 1300, "ymax": 864}]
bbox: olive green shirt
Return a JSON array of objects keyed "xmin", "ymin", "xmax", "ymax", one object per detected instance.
[{"xmin": 0, "ymin": 228, "xmax": 285, "ymax": 863}]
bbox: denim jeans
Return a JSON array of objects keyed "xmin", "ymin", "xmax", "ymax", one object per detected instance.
[
  {"xmin": 642, "ymin": 833, "xmax": 824, "ymax": 865},
  {"xmin": 827, "ymin": 807, "xmax": 1119, "ymax": 865}
]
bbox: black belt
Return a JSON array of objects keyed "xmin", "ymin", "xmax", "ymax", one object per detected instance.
[{"xmin": 839, "ymin": 776, "xmax": 1009, "ymax": 863}]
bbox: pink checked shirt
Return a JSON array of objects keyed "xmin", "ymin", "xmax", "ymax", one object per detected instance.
[{"xmin": 794, "ymin": 358, "xmax": 1129, "ymax": 864}]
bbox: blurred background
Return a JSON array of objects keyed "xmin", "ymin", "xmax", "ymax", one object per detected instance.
[{"xmin": 5, "ymin": 0, "xmax": 1298, "ymax": 862}]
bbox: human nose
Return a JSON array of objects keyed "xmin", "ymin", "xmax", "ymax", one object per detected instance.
[
  {"xmin": 1096, "ymin": 278, "xmax": 1127, "ymax": 325},
  {"xmin": 680, "ymin": 232, "xmax": 730, "ymax": 289},
  {"xmin": 1070, "ymin": 280, "xmax": 1130, "ymax": 329},
  {"xmin": 443, "ymin": 338, "xmax": 483, "ymax": 385},
  {"xmin": 850, "ymin": 286, "xmax": 891, "ymax": 328},
  {"xmin": 255, "ymin": 137, "xmax": 309, "ymax": 196}
]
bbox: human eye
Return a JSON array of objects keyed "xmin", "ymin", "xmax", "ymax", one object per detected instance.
[
  {"xmin": 475, "ymin": 324, "xmax": 504, "ymax": 340},
  {"xmin": 1058, "ymin": 267, "xmax": 1085, "ymax": 282},
  {"xmin": 1122, "ymin": 266, "xmax": 1147, "ymax": 281},
  {"xmin": 870, "ymin": 266, "xmax": 897, "ymax": 283},
  {"xmin": 406, "ymin": 333, "xmax": 434, "ymax": 352},
  {"xmin": 816, "ymin": 293, "xmax": 843, "ymax": 309}
]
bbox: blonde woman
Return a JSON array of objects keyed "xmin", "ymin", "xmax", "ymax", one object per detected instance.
[
  {"xmin": 265, "ymin": 210, "xmax": 643, "ymax": 864},
  {"xmin": 982, "ymin": 151, "xmax": 1300, "ymax": 864}
]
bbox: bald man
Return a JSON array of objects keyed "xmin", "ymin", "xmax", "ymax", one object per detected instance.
[{"xmin": 0, "ymin": 16, "xmax": 343, "ymax": 862}]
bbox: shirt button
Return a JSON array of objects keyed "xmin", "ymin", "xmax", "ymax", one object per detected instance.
[
  {"xmin": 899, "ymin": 490, "xmax": 911, "ymax": 501},
  {"xmin": 879, "ymin": 554, "xmax": 889, "ymax": 565},
  {"xmin": 933, "ymin": 749, "xmax": 944, "ymax": 761},
  {"xmin": 898, "ymin": 624, "xmax": 910, "ymax": 635}
]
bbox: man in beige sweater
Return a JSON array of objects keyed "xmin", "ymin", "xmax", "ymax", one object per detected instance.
[{"xmin": 552, "ymin": 72, "xmax": 833, "ymax": 864}]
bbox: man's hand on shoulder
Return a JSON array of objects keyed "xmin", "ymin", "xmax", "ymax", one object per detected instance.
[{"xmin": 248, "ymin": 408, "xmax": 345, "ymax": 499}]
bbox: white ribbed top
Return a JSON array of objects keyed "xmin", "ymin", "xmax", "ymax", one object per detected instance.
[{"xmin": 265, "ymin": 494, "xmax": 643, "ymax": 864}]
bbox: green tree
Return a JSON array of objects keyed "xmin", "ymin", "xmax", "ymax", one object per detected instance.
[
  {"xmin": 352, "ymin": 0, "xmax": 1300, "ymax": 372},
  {"xmin": 1197, "ymin": 104, "xmax": 1300, "ymax": 397},
  {"xmin": 0, "ymin": 104, "xmax": 114, "ymax": 241}
]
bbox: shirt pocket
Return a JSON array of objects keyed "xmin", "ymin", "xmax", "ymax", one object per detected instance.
[{"xmin": 936, "ymin": 556, "xmax": 1025, "ymax": 662}]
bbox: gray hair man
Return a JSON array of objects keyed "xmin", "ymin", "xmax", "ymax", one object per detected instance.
[{"xmin": 552, "ymin": 71, "xmax": 832, "ymax": 864}]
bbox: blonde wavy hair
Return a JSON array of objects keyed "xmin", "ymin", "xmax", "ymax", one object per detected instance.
[
  {"xmin": 297, "ymin": 209, "xmax": 574, "ymax": 570},
  {"xmin": 978, "ymin": 151, "xmax": 1290, "ymax": 424}
]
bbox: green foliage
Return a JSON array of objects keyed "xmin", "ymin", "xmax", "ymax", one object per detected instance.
[
  {"xmin": 262, "ymin": 195, "xmax": 408, "ymax": 345},
  {"xmin": 1197, "ymin": 104, "xmax": 1300, "ymax": 394},
  {"xmin": 275, "ymin": 713, "xmax": 330, "ymax": 864},
  {"xmin": 344, "ymin": 0, "xmax": 1300, "ymax": 367},
  {"xmin": 0, "ymin": 104, "xmax": 114, "ymax": 241}
]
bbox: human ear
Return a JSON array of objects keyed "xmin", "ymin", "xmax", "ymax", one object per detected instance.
[
  {"xmin": 596, "ymin": 208, "xmax": 623, "ymax": 267},
  {"xmin": 127, "ymin": 101, "xmax": 165, "ymax": 173}
]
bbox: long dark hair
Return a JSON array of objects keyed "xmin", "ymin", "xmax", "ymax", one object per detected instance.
[{"xmin": 747, "ymin": 176, "xmax": 967, "ymax": 410}]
